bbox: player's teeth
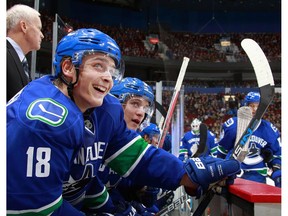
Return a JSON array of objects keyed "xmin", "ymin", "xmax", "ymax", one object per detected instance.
[{"xmin": 98, "ymin": 86, "xmax": 106, "ymax": 91}]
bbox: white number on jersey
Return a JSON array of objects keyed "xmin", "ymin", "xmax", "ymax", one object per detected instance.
[
  {"xmin": 26, "ymin": 147, "xmax": 51, "ymax": 177},
  {"xmin": 225, "ymin": 118, "xmax": 234, "ymax": 127},
  {"xmin": 270, "ymin": 123, "xmax": 278, "ymax": 133}
]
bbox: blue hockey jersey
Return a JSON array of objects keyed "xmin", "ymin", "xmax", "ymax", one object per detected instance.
[
  {"xmin": 65, "ymin": 93, "xmax": 186, "ymax": 213},
  {"xmin": 217, "ymin": 117, "xmax": 281, "ymax": 172},
  {"xmin": 7, "ymin": 75, "xmax": 86, "ymax": 215},
  {"xmin": 178, "ymin": 130, "xmax": 218, "ymax": 161}
]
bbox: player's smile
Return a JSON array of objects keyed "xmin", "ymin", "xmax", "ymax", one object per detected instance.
[{"xmin": 93, "ymin": 84, "xmax": 107, "ymax": 94}]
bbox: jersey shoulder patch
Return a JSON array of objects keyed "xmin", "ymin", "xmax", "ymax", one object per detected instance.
[{"xmin": 26, "ymin": 98, "xmax": 68, "ymax": 127}]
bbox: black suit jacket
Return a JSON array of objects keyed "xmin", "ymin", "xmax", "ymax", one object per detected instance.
[{"xmin": 7, "ymin": 40, "xmax": 29, "ymax": 102}]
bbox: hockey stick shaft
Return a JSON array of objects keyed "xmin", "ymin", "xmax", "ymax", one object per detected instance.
[
  {"xmin": 156, "ymin": 123, "xmax": 209, "ymax": 215},
  {"xmin": 158, "ymin": 57, "xmax": 190, "ymax": 129},
  {"xmin": 155, "ymin": 193, "xmax": 188, "ymax": 216},
  {"xmin": 158, "ymin": 57, "xmax": 190, "ymax": 148},
  {"xmin": 194, "ymin": 123, "xmax": 208, "ymax": 157}
]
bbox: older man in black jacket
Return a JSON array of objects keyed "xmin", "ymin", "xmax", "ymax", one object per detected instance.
[{"xmin": 6, "ymin": 4, "xmax": 44, "ymax": 102}]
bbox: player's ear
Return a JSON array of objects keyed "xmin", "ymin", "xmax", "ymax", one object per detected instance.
[
  {"xmin": 61, "ymin": 59, "xmax": 75, "ymax": 81},
  {"xmin": 144, "ymin": 135, "xmax": 150, "ymax": 142}
]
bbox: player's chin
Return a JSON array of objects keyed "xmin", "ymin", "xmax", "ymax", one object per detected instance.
[
  {"xmin": 90, "ymin": 96, "xmax": 105, "ymax": 107},
  {"xmin": 128, "ymin": 122, "xmax": 138, "ymax": 131}
]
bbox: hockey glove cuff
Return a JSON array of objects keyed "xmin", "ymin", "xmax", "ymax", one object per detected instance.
[
  {"xmin": 184, "ymin": 156, "xmax": 241, "ymax": 198},
  {"xmin": 113, "ymin": 200, "xmax": 138, "ymax": 216},
  {"xmin": 261, "ymin": 148, "xmax": 273, "ymax": 163},
  {"xmin": 136, "ymin": 186, "xmax": 160, "ymax": 207},
  {"xmin": 271, "ymin": 169, "xmax": 281, "ymax": 188}
]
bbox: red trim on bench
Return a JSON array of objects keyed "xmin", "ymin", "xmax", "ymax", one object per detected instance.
[{"xmin": 228, "ymin": 178, "xmax": 281, "ymax": 203}]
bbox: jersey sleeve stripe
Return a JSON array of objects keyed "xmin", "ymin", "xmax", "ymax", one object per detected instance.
[
  {"xmin": 105, "ymin": 137, "xmax": 149, "ymax": 177},
  {"xmin": 7, "ymin": 195, "xmax": 63, "ymax": 215}
]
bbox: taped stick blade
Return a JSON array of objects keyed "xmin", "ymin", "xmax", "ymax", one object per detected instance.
[
  {"xmin": 235, "ymin": 106, "xmax": 253, "ymax": 162},
  {"xmin": 241, "ymin": 39, "xmax": 274, "ymax": 87},
  {"xmin": 235, "ymin": 106, "xmax": 253, "ymax": 145}
]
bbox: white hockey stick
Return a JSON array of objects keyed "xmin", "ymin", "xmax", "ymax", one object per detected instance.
[
  {"xmin": 158, "ymin": 57, "xmax": 190, "ymax": 148},
  {"xmin": 155, "ymin": 193, "xmax": 188, "ymax": 216},
  {"xmin": 231, "ymin": 38, "xmax": 274, "ymax": 160},
  {"xmin": 193, "ymin": 38, "xmax": 275, "ymax": 216}
]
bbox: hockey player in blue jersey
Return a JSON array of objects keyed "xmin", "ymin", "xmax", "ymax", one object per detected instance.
[
  {"xmin": 100, "ymin": 77, "xmax": 160, "ymax": 215},
  {"xmin": 139, "ymin": 123, "xmax": 175, "ymax": 213},
  {"xmin": 179, "ymin": 118, "xmax": 218, "ymax": 161},
  {"xmin": 111, "ymin": 77, "xmax": 155, "ymax": 132},
  {"xmin": 7, "ymin": 28, "xmax": 125, "ymax": 215},
  {"xmin": 7, "ymin": 28, "xmax": 241, "ymax": 216},
  {"xmin": 108, "ymin": 82, "xmax": 171, "ymax": 215},
  {"xmin": 94, "ymin": 77, "xmax": 157, "ymax": 215},
  {"xmin": 140, "ymin": 123, "xmax": 161, "ymax": 147},
  {"xmin": 101, "ymin": 77, "xmax": 155, "ymax": 192},
  {"xmin": 217, "ymin": 92, "xmax": 281, "ymax": 187}
]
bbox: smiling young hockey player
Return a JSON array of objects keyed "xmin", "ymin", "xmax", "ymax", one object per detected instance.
[
  {"xmin": 217, "ymin": 91, "xmax": 281, "ymax": 187},
  {"xmin": 7, "ymin": 28, "xmax": 241, "ymax": 216}
]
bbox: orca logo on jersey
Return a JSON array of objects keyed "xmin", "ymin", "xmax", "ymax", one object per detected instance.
[{"xmin": 26, "ymin": 98, "xmax": 68, "ymax": 126}]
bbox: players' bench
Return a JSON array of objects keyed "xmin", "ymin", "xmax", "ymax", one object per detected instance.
[{"xmin": 208, "ymin": 178, "xmax": 281, "ymax": 216}]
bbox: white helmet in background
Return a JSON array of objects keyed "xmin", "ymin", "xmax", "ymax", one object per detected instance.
[{"xmin": 191, "ymin": 118, "xmax": 201, "ymax": 134}]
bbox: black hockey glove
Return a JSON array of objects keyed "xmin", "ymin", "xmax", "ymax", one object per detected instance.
[
  {"xmin": 136, "ymin": 186, "xmax": 159, "ymax": 207},
  {"xmin": 261, "ymin": 148, "xmax": 273, "ymax": 163}
]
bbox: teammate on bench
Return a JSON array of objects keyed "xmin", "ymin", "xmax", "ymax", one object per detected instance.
[
  {"xmin": 106, "ymin": 78, "xmax": 172, "ymax": 215},
  {"xmin": 98, "ymin": 77, "xmax": 159, "ymax": 215},
  {"xmin": 217, "ymin": 91, "xmax": 281, "ymax": 187},
  {"xmin": 139, "ymin": 123, "xmax": 175, "ymax": 213},
  {"xmin": 140, "ymin": 123, "xmax": 161, "ymax": 147},
  {"xmin": 179, "ymin": 118, "xmax": 218, "ymax": 161}
]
